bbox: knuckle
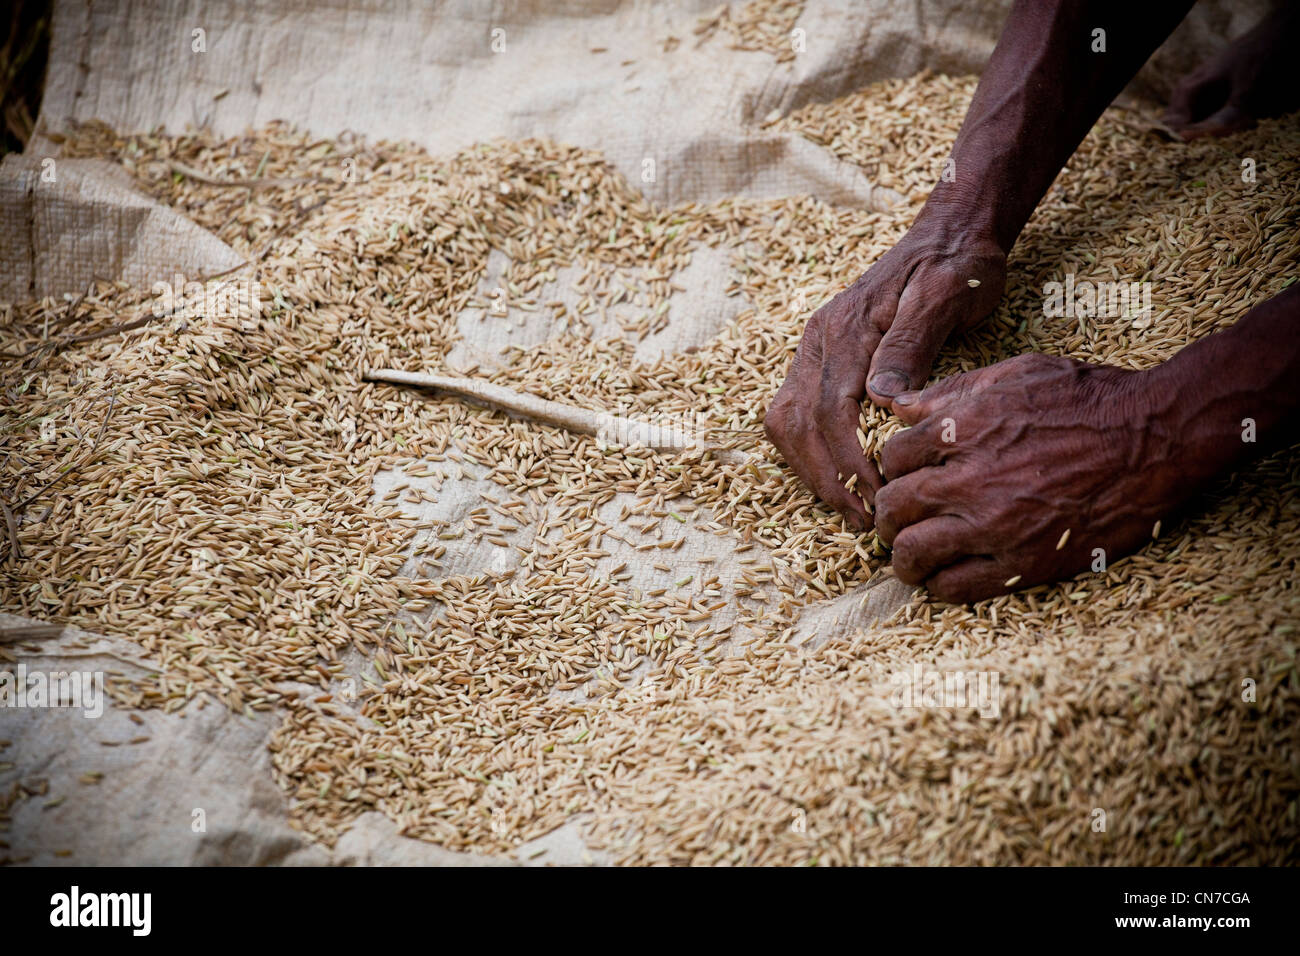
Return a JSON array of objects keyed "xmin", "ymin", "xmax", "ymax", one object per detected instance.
[
  {"xmin": 879, "ymin": 437, "xmax": 906, "ymax": 481},
  {"xmin": 874, "ymin": 481, "xmax": 896, "ymax": 513},
  {"xmin": 764, "ymin": 396, "xmax": 801, "ymax": 446},
  {"xmin": 815, "ymin": 285, "xmax": 864, "ymax": 326},
  {"xmin": 874, "ymin": 488, "xmax": 899, "ymax": 542},
  {"xmin": 930, "ymin": 582, "xmax": 960, "ymax": 604},
  {"xmin": 891, "ymin": 543, "xmax": 924, "ymax": 586},
  {"xmin": 879, "ymin": 319, "xmax": 927, "ymax": 353},
  {"xmin": 870, "ymin": 306, "xmax": 893, "ymax": 335},
  {"xmin": 763, "ymin": 415, "xmax": 791, "ymax": 449}
]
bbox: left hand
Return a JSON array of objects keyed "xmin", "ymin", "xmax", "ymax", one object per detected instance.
[
  {"xmin": 1162, "ymin": 4, "xmax": 1300, "ymax": 140},
  {"xmin": 875, "ymin": 354, "xmax": 1184, "ymax": 603}
]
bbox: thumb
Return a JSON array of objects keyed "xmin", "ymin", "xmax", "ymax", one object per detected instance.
[
  {"xmin": 865, "ymin": 304, "xmax": 954, "ymax": 406},
  {"xmin": 866, "ymin": 259, "xmax": 1002, "ymax": 405},
  {"xmin": 891, "ymin": 364, "xmax": 1003, "ymax": 426}
]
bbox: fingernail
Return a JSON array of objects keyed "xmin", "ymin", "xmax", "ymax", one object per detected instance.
[
  {"xmin": 894, "ymin": 390, "xmax": 919, "ymax": 407},
  {"xmin": 869, "ymin": 370, "xmax": 909, "ymax": 398}
]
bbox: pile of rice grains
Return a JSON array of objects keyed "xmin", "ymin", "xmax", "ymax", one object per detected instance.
[
  {"xmin": 3, "ymin": 69, "xmax": 1298, "ymax": 864},
  {"xmin": 693, "ymin": 0, "xmax": 806, "ymax": 62}
]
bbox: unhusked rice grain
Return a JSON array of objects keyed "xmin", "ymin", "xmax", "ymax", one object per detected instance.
[{"xmin": 3, "ymin": 70, "xmax": 1298, "ymax": 864}]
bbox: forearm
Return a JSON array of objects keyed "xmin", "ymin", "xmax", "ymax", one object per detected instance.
[
  {"xmin": 1149, "ymin": 285, "xmax": 1300, "ymax": 486},
  {"xmin": 920, "ymin": 0, "xmax": 1194, "ymax": 252}
]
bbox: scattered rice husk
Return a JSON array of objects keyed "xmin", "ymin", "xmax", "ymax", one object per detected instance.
[{"xmin": 3, "ymin": 70, "xmax": 1298, "ymax": 865}]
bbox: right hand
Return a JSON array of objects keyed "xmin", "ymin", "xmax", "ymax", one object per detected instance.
[{"xmin": 764, "ymin": 219, "xmax": 1007, "ymax": 531}]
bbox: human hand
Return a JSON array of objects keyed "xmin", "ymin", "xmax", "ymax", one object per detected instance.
[
  {"xmin": 1163, "ymin": 6, "xmax": 1300, "ymax": 140},
  {"xmin": 876, "ymin": 354, "xmax": 1184, "ymax": 602},
  {"xmin": 764, "ymin": 222, "xmax": 1005, "ymax": 530}
]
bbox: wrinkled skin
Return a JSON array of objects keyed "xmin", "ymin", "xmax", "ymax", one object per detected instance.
[
  {"xmin": 763, "ymin": 221, "xmax": 1006, "ymax": 531},
  {"xmin": 877, "ymin": 285, "xmax": 1300, "ymax": 604},
  {"xmin": 764, "ymin": 0, "xmax": 1190, "ymax": 538},
  {"xmin": 765, "ymin": 0, "xmax": 1300, "ymax": 602},
  {"xmin": 874, "ymin": 355, "xmax": 1182, "ymax": 603},
  {"xmin": 1163, "ymin": 5, "xmax": 1300, "ymax": 141}
]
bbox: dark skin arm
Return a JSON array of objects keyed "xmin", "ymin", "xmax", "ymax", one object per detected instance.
[
  {"xmin": 871, "ymin": 3, "xmax": 1300, "ymax": 601},
  {"xmin": 878, "ymin": 285, "xmax": 1300, "ymax": 603},
  {"xmin": 768, "ymin": 0, "xmax": 1300, "ymax": 602},
  {"xmin": 766, "ymin": 0, "xmax": 1196, "ymax": 530}
]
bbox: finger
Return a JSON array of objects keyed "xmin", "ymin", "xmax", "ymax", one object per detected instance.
[
  {"xmin": 891, "ymin": 515, "xmax": 977, "ymax": 585},
  {"xmin": 1176, "ymin": 102, "xmax": 1254, "ymax": 141},
  {"xmin": 801, "ymin": 430, "xmax": 873, "ymax": 532},
  {"xmin": 873, "ymin": 468, "xmax": 949, "ymax": 546},
  {"xmin": 923, "ymin": 556, "xmax": 1005, "ymax": 605},
  {"xmin": 866, "ymin": 260, "xmax": 1003, "ymax": 405},
  {"xmin": 816, "ymin": 328, "xmax": 885, "ymax": 507},
  {"xmin": 1163, "ymin": 70, "xmax": 1228, "ymax": 131},
  {"xmin": 879, "ymin": 421, "xmax": 948, "ymax": 481},
  {"xmin": 770, "ymin": 411, "xmax": 873, "ymax": 533},
  {"xmin": 766, "ymin": 319, "xmax": 875, "ymax": 532},
  {"xmin": 890, "ymin": 364, "xmax": 1001, "ymax": 426},
  {"xmin": 864, "ymin": 286, "xmax": 959, "ymax": 403}
]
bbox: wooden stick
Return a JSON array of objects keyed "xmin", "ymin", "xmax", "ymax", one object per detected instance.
[
  {"xmin": 363, "ymin": 368, "xmax": 754, "ymax": 464},
  {"xmin": 168, "ymin": 160, "xmax": 330, "ymax": 190},
  {"xmin": 0, "ymin": 612, "xmax": 63, "ymax": 643}
]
